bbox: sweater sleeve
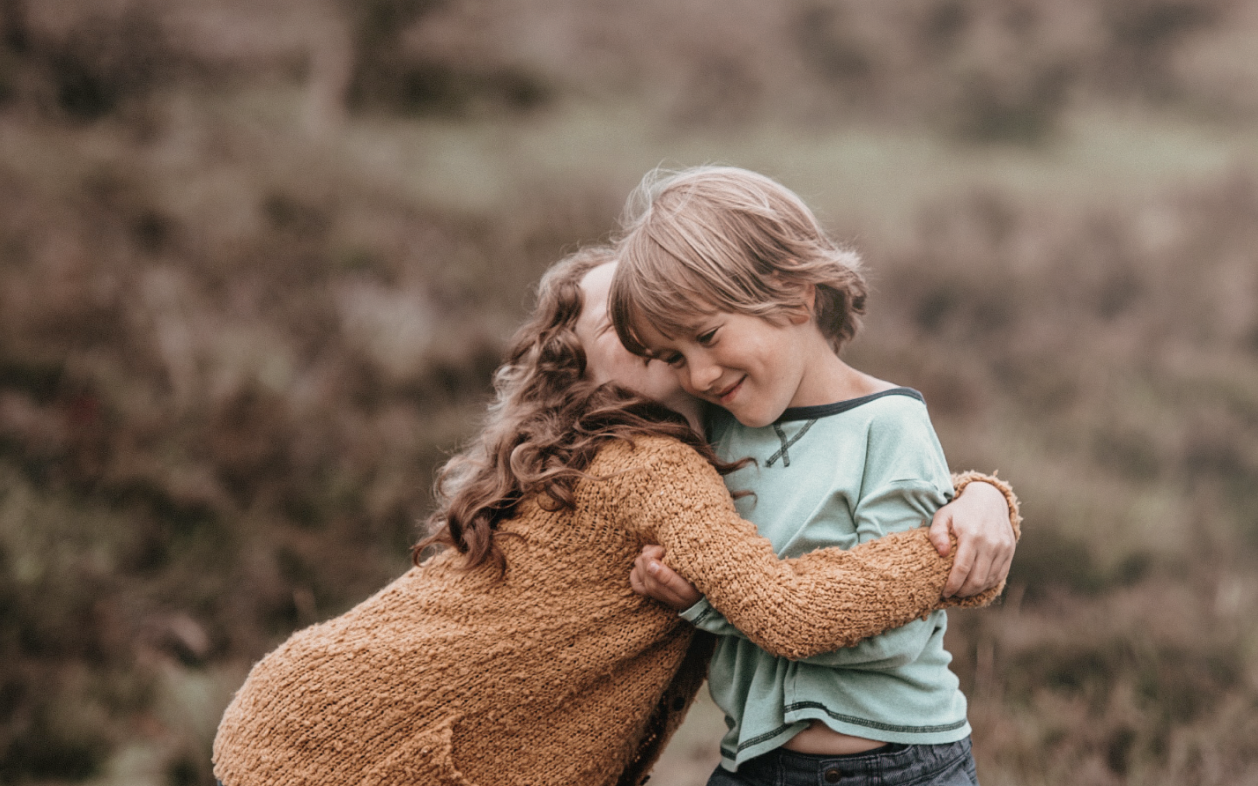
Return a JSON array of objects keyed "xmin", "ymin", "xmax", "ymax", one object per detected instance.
[
  {"xmin": 676, "ymin": 474, "xmax": 1008, "ymax": 658},
  {"xmin": 609, "ymin": 439, "xmax": 1001, "ymax": 661},
  {"xmin": 786, "ymin": 479, "xmax": 953, "ymax": 669}
]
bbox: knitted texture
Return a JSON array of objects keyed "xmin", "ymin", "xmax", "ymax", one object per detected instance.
[{"xmin": 213, "ymin": 436, "xmax": 1011, "ymax": 786}]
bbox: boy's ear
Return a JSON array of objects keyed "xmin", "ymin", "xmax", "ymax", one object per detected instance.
[{"xmin": 788, "ymin": 284, "xmax": 817, "ymax": 325}]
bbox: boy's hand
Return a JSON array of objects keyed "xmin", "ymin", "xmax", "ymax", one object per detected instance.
[
  {"xmin": 629, "ymin": 545, "xmax": 702, "ymax": 611},
  {"xmin": 929, "ymin": 481, "xmax": 1016, "ymax": 598}
]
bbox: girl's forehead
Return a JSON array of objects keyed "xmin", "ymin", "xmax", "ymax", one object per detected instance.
[{"xmin": 578, "ymin": 263, "xmax": 616, "ymax": 312}]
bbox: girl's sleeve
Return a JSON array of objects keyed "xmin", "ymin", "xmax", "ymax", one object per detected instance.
[
  {"xmin": 611, "ymin": 439, "xmax": 1003, "ymax": 661},
  {"xmin": 781, "ymin": 479, "xmax": 957, "ymax": 669}
]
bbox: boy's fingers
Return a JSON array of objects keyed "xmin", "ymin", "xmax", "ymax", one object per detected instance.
[
  {"xmin": 630, "ymin": 550, "xmax": 700, "ymax": 609},
  {"xmin": 652, "ymin": 561, "xmax": 682, "ymax": 589},
  {"xmin": 960, "ymin": 534, "xmax": 1015, "ymax": 595},
  {"xmin": 632, "ymin": 558, "xmax": 676, "ymax": 604},
  {"xmin": 648, "ymin": 559, "xmax": 701, "ymax": 608},
  {"xmin": 654, "ymin": 586, "xmax": 682, "ymax": 607},
  {"xmin": 630, "ymin": 560, "xmax": 653, "ymax": 595},
  {"xmin": 640, "ymin": 544, "xmax": 666, "ymax": 561},
  {"xmin": 631, "ymin": 554, "xmax": 659, "ymax": 596}
]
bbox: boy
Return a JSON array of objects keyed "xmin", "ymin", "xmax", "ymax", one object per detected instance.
[{"xmin": 609, "ymin": 166, "xmax": 1017, "ymax": 786}]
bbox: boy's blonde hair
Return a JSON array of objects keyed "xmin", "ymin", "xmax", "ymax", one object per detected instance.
[{"xmin": 609, "ymin": 166, "xmax": 867, "ymax": 356}]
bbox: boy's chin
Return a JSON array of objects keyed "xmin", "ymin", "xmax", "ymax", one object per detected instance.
[{"xmin": 727, "ymin": 409, "xmax": 780, "ymax": 429}]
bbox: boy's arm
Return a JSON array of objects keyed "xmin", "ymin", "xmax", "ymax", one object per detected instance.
[{"xmin": 615, "ymin": 440, "xmax": 1000, "ymax": 661}]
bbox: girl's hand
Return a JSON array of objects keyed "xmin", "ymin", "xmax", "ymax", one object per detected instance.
[
  {"xmin": 629, "ymin": 545, "xmax": 702, "ymax": 611},
  {"xmin": 928, "ymin": 480, "xmax": 1016, "ymax": 598}
]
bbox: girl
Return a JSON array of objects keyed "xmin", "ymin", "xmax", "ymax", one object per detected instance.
[{"xmin": 212, "ymin": 247, "xmax": 1018, "ymax": 786}]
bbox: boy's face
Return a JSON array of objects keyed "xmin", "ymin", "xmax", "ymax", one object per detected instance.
[{"xmin": 638, "ymin": 308, "xmax": 823, "ymax": 428}]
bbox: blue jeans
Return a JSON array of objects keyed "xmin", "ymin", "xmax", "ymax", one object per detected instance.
[{"xmin": 706, "ymin": 738, "xmax": 978, "ymax": 786}]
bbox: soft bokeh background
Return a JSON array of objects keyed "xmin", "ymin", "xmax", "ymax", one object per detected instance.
[{"xmin": 2, "ymin": 0, "xmax": 1258, "ymax": 783}]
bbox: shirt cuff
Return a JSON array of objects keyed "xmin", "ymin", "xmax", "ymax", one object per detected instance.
[{"xmin": 679, "ymin": 596, "xmax": 716, "ymax": 625}]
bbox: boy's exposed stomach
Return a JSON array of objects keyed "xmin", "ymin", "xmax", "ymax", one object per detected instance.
[
  {"xmin": 783, "ymin": 723, "xmax": 886, "ymax": 755},
  {"xmin": 707, "ymin": 613, "xmax": 969, "ymax": 768}
]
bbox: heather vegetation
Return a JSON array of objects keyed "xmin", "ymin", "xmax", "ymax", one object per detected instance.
[{"xmin": 1, "ymin": 1, "xmax": 1257, "ymax": 784}]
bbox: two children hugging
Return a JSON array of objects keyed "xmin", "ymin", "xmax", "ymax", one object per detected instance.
[
  {"xmin": 211, "ymin": 165, "xmax": 1019, "ymax": 786},
  {"xmin": 610, "ymin": 166, "xmax": 1019, "ymax": 786}
]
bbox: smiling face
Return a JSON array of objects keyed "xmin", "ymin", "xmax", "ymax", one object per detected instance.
[
  {"xmin": 574, "ymin": 262, "xmax": 701, "ymax": 424},
  {"xmin": 637, "ymin": 307, "xmax": 836, "ymax": 428}
]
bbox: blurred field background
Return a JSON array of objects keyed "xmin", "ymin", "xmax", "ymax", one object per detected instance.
[{"xmin": 2, "ymin": 0, "xmax": 1258, "ymax": 784}]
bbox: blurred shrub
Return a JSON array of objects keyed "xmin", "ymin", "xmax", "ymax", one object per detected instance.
[
  {"xmin": 1098, "ymin": 0, "xmax": 1224, "ymax": 99},
  {"xmin": 46, "ymin": 9, "xmax": 165, "ymax": 121},
  {"xmin": 793, "ymin": 5, "xmax": 877, "ymax": 102},
  {"xmin": 0, "ymin": 1, "xmax": 186, "ymax": 124},
  {"xmin": 946, "ymin": 58, "xmax": 1074, "ymax": 143},
  {"xmin": 9, "ymin": 0, "xmax": 1243, "ymax": 133},
  {"xmin": 950, "ymin": 569, "xmax": 1258, "ymax": 784},
  {"xmin": 308, "ymin": 0, "xmax": 1239, "ymax": 134},
  {"xmin": 340, "ymin": 0, "xmax": 551, "ymax": 116}
]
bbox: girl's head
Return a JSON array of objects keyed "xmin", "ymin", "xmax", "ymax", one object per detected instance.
[
  {"xmin": 574, "ymin": 261, "xmax": 698, "ymax": 423},
  {"xmin": 490, "ymin": 246, "xmax": 692, "ymax": 427},
  {"xmin": 609, "ymin": 165, "xmax": 867, "ymax": 357},
  {"xmin": 415, "ymin": 247, "xmax": 713, "ymax": 572}
]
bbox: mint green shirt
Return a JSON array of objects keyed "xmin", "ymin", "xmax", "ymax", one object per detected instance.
[{"xmin": 682, "ymin": 389, "xmax": 969, "ymax": 769}]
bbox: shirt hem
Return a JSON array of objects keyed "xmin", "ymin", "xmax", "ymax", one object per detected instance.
[
  {"xmin": 719, "ymin": 712, "xmax": 971, "ymax": 770},
  {"xmin": 785, "ymin": 702, "xmax": 970, "ymax": 737},
  {"xmin": 718, "ymin": 722, "xmax": 809, "ymax": 771}
]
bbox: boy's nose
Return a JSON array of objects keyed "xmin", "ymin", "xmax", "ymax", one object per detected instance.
[{"xmin": 685, "ymin": 359, "xmax": 723, "ymax": 394}]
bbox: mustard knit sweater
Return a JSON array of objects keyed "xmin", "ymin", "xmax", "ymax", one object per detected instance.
[{"xmin": 213, "ymin": 436, "xmax": 1018, "ymax": 786}]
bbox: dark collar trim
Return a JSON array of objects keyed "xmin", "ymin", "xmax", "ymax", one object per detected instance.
[{"xmin": 777, "ymin": 388, "xmax": 924, "ymax": 423}]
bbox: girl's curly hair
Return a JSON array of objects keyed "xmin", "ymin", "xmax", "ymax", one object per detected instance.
[{"xmin": 413, "ymin": 246, "xmax": 730, "ymax": 573}]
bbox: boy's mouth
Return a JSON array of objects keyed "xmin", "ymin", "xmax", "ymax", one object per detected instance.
[{"xmin": 713, "ymin": 377, "xmax": 745, "ymax": 405}]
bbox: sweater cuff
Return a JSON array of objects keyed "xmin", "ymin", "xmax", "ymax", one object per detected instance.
[{"xmin": 951, "ymin": 470, "xmax": 1022, "ymax": 541}]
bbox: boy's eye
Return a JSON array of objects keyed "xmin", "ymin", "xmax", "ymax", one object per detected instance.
[
  {"xmin": 697, "ymin": 328, "xmax": 718, "ymax": 346},
  {"xmin": 663, "ymin": 353, "xmax": 685, "ymax": 367}
]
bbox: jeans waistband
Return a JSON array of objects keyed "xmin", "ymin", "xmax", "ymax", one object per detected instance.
[{"xmin": 735, "ymin": 737, "xmax": 974, "ymax": 786}]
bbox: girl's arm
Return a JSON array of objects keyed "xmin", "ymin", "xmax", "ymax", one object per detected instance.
[
  {"xmin": 606, "ymin": 438, "xmax": 1012, "ymax": 661},
  {"xmin": 634, "ymin": 472, "xmax": 1021, "ymax": 609}
]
